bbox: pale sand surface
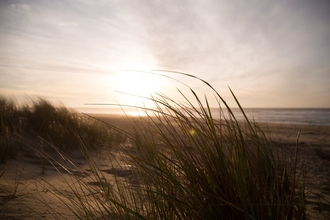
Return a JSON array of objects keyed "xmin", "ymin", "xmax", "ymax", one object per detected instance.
[{"xmin": 1, "ymin": 114, "xmax": 330, "ymax": 219}]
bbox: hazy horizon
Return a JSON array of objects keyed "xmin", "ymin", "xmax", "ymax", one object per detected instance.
[
  {"xmin": 73, "ymin": 107, "xmax": 330, "ymax": 126},
  {"xmin": 1, "ymin": 0, "xmax": 329, "ymax": 108}
]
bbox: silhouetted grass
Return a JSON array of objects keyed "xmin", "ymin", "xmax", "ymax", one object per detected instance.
[
  {"xmin": 1, "ymin": 73, "xmax": 307, "ymax": 219},
  {"xmin": 43, "ymin": 74, "xmax": 306, "ymax": 219},
  {"xmin": 0, "ymin": 96, "xmax": 22, "ymax": 162},
  {"xmin": 26, "ymin": 98, "xmax": 119, "ymax": 151},
  {"xmin": 0, "ymin": 97, "xmax": 122, "ymax": 160}
]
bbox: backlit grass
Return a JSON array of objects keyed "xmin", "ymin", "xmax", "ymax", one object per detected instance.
[
  {"xmin": 42, "ymin": 73, "xmax": 306, "ymax": 219},
  {"xmin": 0, "ymin": 73, "xmax": 307, "ymax": 219},
  {"xmin": 0, "ymin": 97, "xmax": 121, "ymax": 162}
]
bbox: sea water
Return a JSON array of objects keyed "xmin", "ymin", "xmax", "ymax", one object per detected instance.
[
  {"xmin": 221, "ymin": 108, "xmax": 330, "ymax": 126},
  {"xmin": 75, "ymin": 107, "xmax": 330, "ymax": 126}
]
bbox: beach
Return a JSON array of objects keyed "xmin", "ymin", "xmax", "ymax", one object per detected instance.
[{"xmin": 1, "ymin": 115, "xmax": 330, "ymax": 219}]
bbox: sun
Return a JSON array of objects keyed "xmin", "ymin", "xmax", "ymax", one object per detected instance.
[
  {"xmin": 114, "ymin": 70, "xmax": 161, "ymax": 97},
  {"xmin": 107, "ymin": 61, "xmax": 167, "ymax": 115}
]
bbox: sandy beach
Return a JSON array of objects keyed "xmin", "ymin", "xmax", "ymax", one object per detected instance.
[{"xmin": 1, "ymin": 115, "xmax": 330, "ymax": 219}]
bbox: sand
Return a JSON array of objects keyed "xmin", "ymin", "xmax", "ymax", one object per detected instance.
[{"xmin": 1, "ymin": 115, "xmax": 330, "ymax": 219}]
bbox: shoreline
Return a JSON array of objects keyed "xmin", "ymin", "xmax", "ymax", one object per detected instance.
[
  {"xmin": 86, "ymin": 112, "xmax": 330, "ymax": 126},
  {"xmin": 78, "ymin": 106, "xmax": 330, "ymax": 127}
]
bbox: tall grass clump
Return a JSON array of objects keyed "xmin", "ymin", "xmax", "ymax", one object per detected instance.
[
  {"xmin": 58, "ymin": 73, "xmax": 306, "ymax": 219},
  {"xmin": 0, "ymin": 96, "xmax": 22, "ymax": 162},
  {"xmin": 1, "ymin": 96, "xmax": 122, "ymax": 155},
  {"xmin": 26, "ymin": 98, "xmax": 118, "ymax": 151}
]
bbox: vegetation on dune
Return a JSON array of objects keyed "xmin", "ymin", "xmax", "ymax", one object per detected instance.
[
  {"xmin": 0, "ymin": 73, "xmax": 307, "ymax": 219},
  {"xmin": 0, "ymin": 97, "xmax": 22, "ymax": 163},
  {"xmin": 26, "ymin": 98, "xmax": 119, "ymax": 151},
  {"xmin": 39, "ymin": 74, "xmax": 305, "ymax": 220},
  {"xmin": 0, "ymin": 96, "xmax": 121, "ymax": 162}
]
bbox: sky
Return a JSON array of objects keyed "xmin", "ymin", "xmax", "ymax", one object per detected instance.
[{"xmin": 0, "ymin": 0, "xmax": 330, "ymax": 110}]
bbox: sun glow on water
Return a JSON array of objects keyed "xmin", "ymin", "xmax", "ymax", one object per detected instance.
[{"xmin": 126, "ymin": 111, "xmax": 148, "ymax": 117}]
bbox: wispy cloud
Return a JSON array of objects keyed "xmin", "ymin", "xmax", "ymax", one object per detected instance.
[{"xmin": 0, "ymin": 0, "xmax": 329, "ymax": 107}]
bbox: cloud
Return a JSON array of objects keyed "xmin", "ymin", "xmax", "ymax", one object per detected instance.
[
  {"xmin": 9, "ymin": 3, "xmax": 32, "ymax": 12},
  {"xmin": 59, "ymin": 22, "xmax": 79, "ymax": 27},
  {"xmin": 0, "ymin": 0, "xmax": 329, "ymax": 107},
  {"xmin": 128, "ymin": 0, "xmax": 330, "ymax": 79}
]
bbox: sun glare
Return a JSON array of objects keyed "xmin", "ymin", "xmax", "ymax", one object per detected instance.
[{"xmin": 114, "ymin": 71, "xmax": 160, "ymax": 95}]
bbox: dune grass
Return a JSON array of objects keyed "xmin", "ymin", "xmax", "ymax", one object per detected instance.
[
  {"xmin": 1, "ymin": 74, "xmax": 307, "ymax": 219},
  {"xmin": 0, "ymin": 96, "xmax": 23, "ymax": 163},
  {"xmin": 36, "ymin": 74, "xmax": 307, "ymax": 219},
  {"xmin": 26, "ymin": 98, "xmax": 120, "ymax": 151},
  {"xmin": 0, "ymin": 96, "xmax": 121, "ymax": 163}
]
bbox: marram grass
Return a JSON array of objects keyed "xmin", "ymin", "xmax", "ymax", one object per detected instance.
[
  {"xmin": 0, "ymin": 74, "xmax": 306, "ymax": 219},
  {"xmin": 0, "ymin": 97, "xmax": 121, "ymax": 156},
  {"xmin": 45, "ymin": 73, "xmax": 306, "ymax": 219}
]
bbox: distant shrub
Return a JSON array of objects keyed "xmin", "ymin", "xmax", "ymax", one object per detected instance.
[
  {"xmin": 0, "ymin": 96, "xmax": 21, "ymax": 162},
  {"xmin": 1, "ymin": 96, "xmax": 122, "ymax": 154}
]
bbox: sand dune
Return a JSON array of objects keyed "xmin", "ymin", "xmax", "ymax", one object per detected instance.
[{"xmin": 1, "ymin": 116, "xmax": 330, "ymax": 219}]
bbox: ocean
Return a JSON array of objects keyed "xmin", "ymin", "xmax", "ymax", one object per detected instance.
[
  {"xmin": 227, "ymin": 108, "xmax": 330, "ymax": 126},
  {"xmin": 75, "ymin": 107, "xmax": 330, "ymax": 126}
]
